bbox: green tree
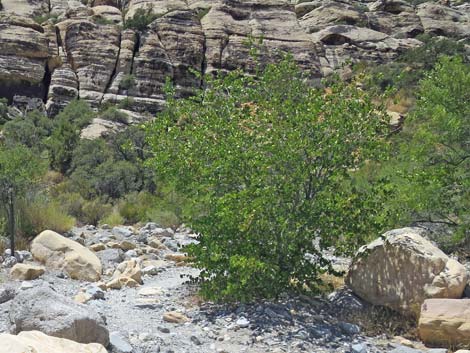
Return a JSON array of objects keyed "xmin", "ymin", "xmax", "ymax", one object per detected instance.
[
  {"xmin": 46, "ymin": 100, "xmax": 94, "ymax": 173},
  {"xmin": 393, "ymin": 56, "xmax": 470, "ymax": 244},
  {"xmin": 148, "ymin": 57, "xmax": 389, "ymax": 301},
  {"xmin": 0, "ymin": 145, "xmax": 45, "ymax": 255}
]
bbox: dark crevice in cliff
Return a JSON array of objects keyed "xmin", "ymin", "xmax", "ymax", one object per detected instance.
[
  {"xmin": 42, "ymin": 64, "xmax": 52, "ymax": 104},
  {"xmin": 219, "ymin": 36, "xmax": 229, "ymax": 71},
  {"xmin": 129, "ymin": 31, "xmax": 140, "ymax": 75},
  {"xmin": 101, "ymin": 30, "xmax": 122, "ymax": 104},
  {"xmin": 200, "ymin": 24, "xmax": 207, "ymax": 88}
]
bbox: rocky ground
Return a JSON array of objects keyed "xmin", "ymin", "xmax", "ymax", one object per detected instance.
[{"xmin": 0, "ymin": 224, "xmax": 453, "ymax": 353}]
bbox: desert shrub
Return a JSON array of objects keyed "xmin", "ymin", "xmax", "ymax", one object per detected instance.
[
  {"xmin": 80, "ymin": 198, "xmax": 113, "ymax": 226},
  {"xmin": 100, "ymin": 107, "xmax": 129, "ymax": 124},
  {"xmin": 118, "ymin": 97, "xmax": 135, "ymax": 109},
  {"xmin": 2, "ymin": 110, "xmax": 53, "ymax": 149},
  {"xmin": 124, "ymin": 7, "xmax": 158, "ymax": 31},
  {"xmin": 0, "ymin": 98, "xmax": 8, "ymax": 125},
  {"xmin": 148, "ymin": 56, "xmax": 389, "ymax": 301},
  {"xmin": 20, "ymin": 198, "xmax": 75, "ymax": 236},
  {"xmin": 145, "ymin": 208, "xmax": 179, "ymax": 228},
  {"xmin": 119, "ymin": 75, "xmax": 136, "ymax": 90},
  {"xmin": 100, "ymin": 208, "xmax": 125, "ymax": 227}
]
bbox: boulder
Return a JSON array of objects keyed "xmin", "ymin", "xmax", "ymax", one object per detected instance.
[
  {"xmin": 419, "ymin": 299, "xmax": 470, "ymax": 348},
  {"xmin": 346, "ymin": 227, "xmax": 467, "ymax": 316},
  {"xmin": 0, "ymin": 331, "xmax": 107, "ymax": 353},
  {"xmin": 163, "ymin": 311, "xmax": 190, "ymax": 324},
  {"xmin": 31, "ymin": 230, "xmax": 102, "ymax": 282},
  {"xmin": 9, "ymin": 284, "xmax": 109, "ymax": 346},
  {"xmin": 10, "ymin": 263, "xmax": 45, "ymax": 280}
]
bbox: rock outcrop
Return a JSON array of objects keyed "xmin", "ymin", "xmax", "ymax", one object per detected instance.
[
  {"xmin": 0, "ymin": 331, "xmax": 107, "ymax": 353},
  {"xmin": 9, "ymin": 284, "xmax": 109, "ymax": 346},
  {"xmin": 31, "ymin": 230, "xmax": 102, "ymax": 282},
  {"xmin": 419, "ymin": 299, "xmax": 470, "ymax": 348},
  {"xmin": 1, "ymin": 0, "xmax": 467, "ymax": 116},
  {"xmin": 346, "ymin": 227, "xmax": 468, "ymax": 317}
]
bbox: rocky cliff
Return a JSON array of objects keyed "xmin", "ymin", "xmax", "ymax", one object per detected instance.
[{"xmin": 0, "ymin": 0, "xmax": 469, "ymax": 116}]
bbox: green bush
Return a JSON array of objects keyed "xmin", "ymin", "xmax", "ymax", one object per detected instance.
[
  {"xmin": 391, "ymin": 56, "xmax": 470, "ymax": 245},
  {"xmin": 100, "ymin": 107, "xmax": 129, "ymax": 124},
  {"xmin": 124, "ymin": 7, "xmax": 158, "ymax": 31},
  {"xmin": 148, "ymin": 56, "xmax": 389, "ymax": 301},
  {"xmin": 0, "ymin": 98, "xmax": 8, "ymax": 125},
  {"xmin": 20, "ymin": 198, "xmax": 76, "ymax": 236},
  {"xmin": 100, "ymin": 208, "xmax": 125, "ymax": 227},
  {"xmin": 80, "ymin": 198, "xmax": 112, "ymax": 226},
  {"xmin": 119, "ymin": 75, "xmax": 136, "ymax": 91}
]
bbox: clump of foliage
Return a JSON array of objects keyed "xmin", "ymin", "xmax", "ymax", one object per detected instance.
[
  {"xmin": 100, "ymin": 106, "xmax": 129, "ymax": 124},
  {"xmin": 148, "ymin": 56, "xmax": 390, "ymax": 301},
  {"xmin": 358, "ymin": 34, "xmax": 468, "ymax": 94},
  {"xmin": 119, "ymin": 74, "xmax": 136, "ymax": 91},
  {"xmin": 0, "ymin": 145, "xmax": 46, "ymax": 253},
  {"xmin": 124, "ymin": 7, "xmax": 158, "ymax": 31},
  {"xmin": 0, "ymin": 98, "xmax": 8, "ymax": 125},
  {"xmin": 392, "ymin": 56, "xmax": 470, "ymax": 244}
]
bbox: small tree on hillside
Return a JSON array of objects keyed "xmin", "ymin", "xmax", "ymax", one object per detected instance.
[
  {"xmin": 0, "ymin": 145, "xmax": 45, "ymax": 255},
  {"xmin": 148, "ymin": 56, "xmax": 390, "ymax": 301}
]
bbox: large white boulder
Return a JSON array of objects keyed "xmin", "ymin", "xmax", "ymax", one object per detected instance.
[
  {"xmin": 31, "ymin": 230, "xmax": 102, "ymax": 282},
  {"xmin": 0, "ymin": 330, "xmax": 107, "ymax": 353},
  {"xmin": 346, "ymin": 227, "xmax": 467, "ymax": 316}
]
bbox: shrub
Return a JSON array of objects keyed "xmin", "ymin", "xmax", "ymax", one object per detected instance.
[
  {"xmin": 21, "ymin": 199, "xmax": 75, "ymax": 236},
  {"xmin": 80, "ymin": 198, "xmax": 112, "ymax": 226},
  {"xmin": 0, "ymin": 98, "xmax": 8, "ymax": 125},
  {"xmin": 100, "ymin": 107, "xmax": 129, "ymax": 124},
  {"xmin": 118, "ymin": 97, "xmax": 135, "ymax": 109},
  {"xmin": 145, "ymin": 208, "xmax": 179, "ymax": 228},
  {"xmin": 100, "ymin": 208, "xmax": 125, "ymax": 227},
  {"xmin": 119, "ymin": 74, "xmax": 136, "ymax": 91},
  {"xmin": 148, "ymin": 56, "xmax": 389, "ymax": 301},
  {"xmin": 124, "ymin": 7, "xmax": 158, "ymax": 31}
]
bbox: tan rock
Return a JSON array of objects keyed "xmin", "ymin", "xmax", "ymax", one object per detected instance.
[
  {"xmin": 0, "ymin": 330, "xmax": 107, "ymax": 353},
  {"xmin": 106, "ymin": 276, "xmax": 139, "ymax": 289},
  {"xmin": 119, "ymin": 240, "xmax": 136, "ymax": 251},
  {"xmin": 148, "ymin": 238, "xmax": 166, "ymax": 249},
  {"xmin": 90, "ymin": 243, "xmax": 107, "ymax": 252},
  {"xmin": 74, "ymin": 291, "xmax": 93, "ymax": 304},
  {"xmin": 346, "ymin": 227, "xmax": 467, "ymax": 317},
  {"xmin": 163, "ymin": 311, "xmax": 189, "ymax": 324},
  {"xmin": 419, "ymin": 299, "xmax": 470, "ymax": 348},
  {"xmin": 165, "ymin": 253, "xmax": 189, "ymax": 263},
  {"xmin": 10, "ymin": 263, "xmax": 45, "ymax": 280},
  {"xmin": 113, "ymin": 259, "xmax": 142, "ymax": 283},
  {"xmin": 31, "ymin": 230, "xmax": 102, "ymax": 282},
  {"xmin": 138, "ymin": 286, "xmax": 164, "ymax": 297}
]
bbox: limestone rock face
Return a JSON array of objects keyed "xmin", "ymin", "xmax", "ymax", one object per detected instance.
[
  {"xmin": 9, "ymin": 285, "xmax": 109, "ymax": 346},
  {"xmin": 31, "ymin": 230, "xmax": 102, "ymax": 282},
  {"xmin": 419, "ymin": 299, "xmax": 470, "ymax": 348},
  {"xmin": 10, "ymin": 263, "xmax": 45, "ymax": 280},
  {"xmin": 0, "ymin": 331, "xmax": 107, "ymax": 353},
  {"xmin": 346, "ymin": 227, "xmax": 468, "ymax": 317}
]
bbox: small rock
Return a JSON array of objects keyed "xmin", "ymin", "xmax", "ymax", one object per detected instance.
[
  {"xmin": 113, "ymin": 226, "xmax": 134, "ymax": 238},
  {"xmin": 163, "ymin": 311, "xmax": 189, "ymax": 324},
  {"xmin": 86, "ymin": 284, "xmax": 105, "ymax": 300},
  {"xmin": 158, "ymin": 326, "xmax": 170, "ymax": 333},
  {"xmin": 338, "ymin": 322, "xmax": 361, "ymax": 335},
  {"xmin": 236, "ymin": 317, "xmax": 250, "ymax": 328},
  {"xmin": 125, "ymin": 250, "xmax": 138, "ymax": 258},
  {"xmin": 110, "ymin": 331, "xmax": 133, "ymax": 353},
  {"xmin": 190, "ymin": 335, "xmax": 202, "ymax": 345},
  {"xmin": 2, "ymin": 256, "xmax": 18, "ymax": 268},
  {"xmin": 351, "ymin": 343, "xmax": 367, "ymax": 353},
  {"xmin": 0, "ymin": 285, "xmax": 16, "ymax": 303},
  {"xmin": 90, "ymin": 243, "xmax": 106, "ymax": 252}
]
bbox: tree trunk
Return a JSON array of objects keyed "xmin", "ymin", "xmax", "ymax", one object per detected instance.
[{"xmin": 7, "ymin": 189, "xmax": 15, "ymax": 257}]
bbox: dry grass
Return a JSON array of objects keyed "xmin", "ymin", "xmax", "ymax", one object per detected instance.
[{"xmin": 386, "ymin": 90, "xmax": 415, "ymax": 114}]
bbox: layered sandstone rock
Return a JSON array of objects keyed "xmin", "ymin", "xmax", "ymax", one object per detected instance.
[
  {"xmin": 0, "ymin": 14, "xmax": 49, "ymax": 101},
  {"xmin": 346, "ymin": 227, "xmax": 468, "ymax": 317}
]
